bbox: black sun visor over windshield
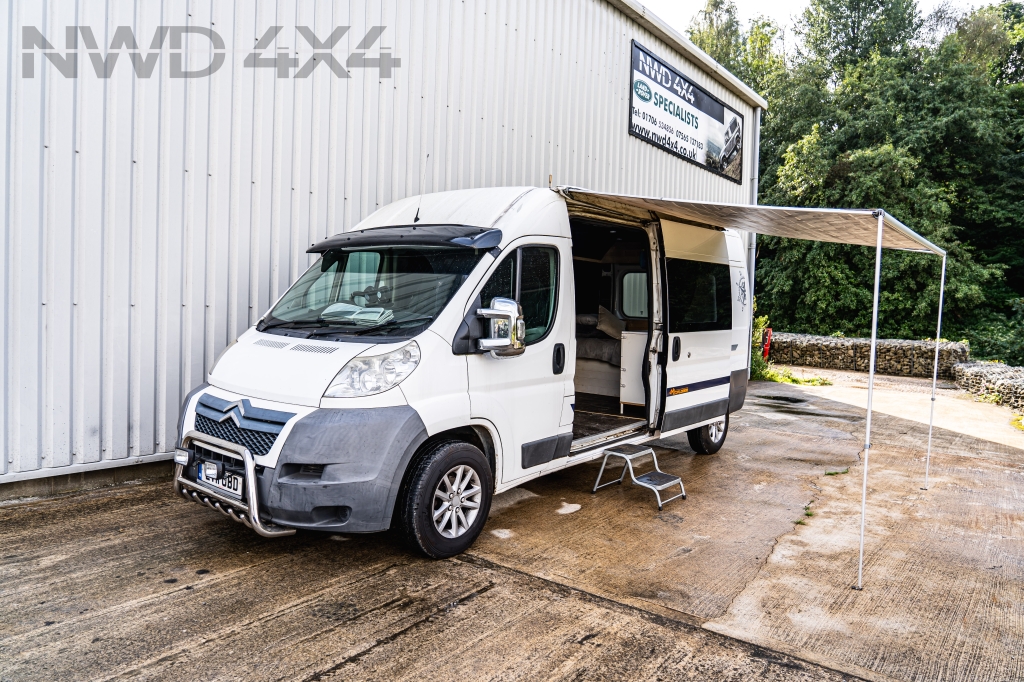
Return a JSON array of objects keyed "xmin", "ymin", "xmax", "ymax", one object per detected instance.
[{"xmin": 308, "ymin": 225, "xmax": 503, "ymax": 254}]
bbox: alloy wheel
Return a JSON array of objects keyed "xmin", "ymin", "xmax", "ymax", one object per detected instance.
[{"xmin": 432, "ymin": 465, "xmax": 482, "ymax": 538}]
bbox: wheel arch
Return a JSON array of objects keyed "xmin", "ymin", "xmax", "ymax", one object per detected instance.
[{"xmin": 387, "ymin": 423, "xmax": 499, "ymax": 529}]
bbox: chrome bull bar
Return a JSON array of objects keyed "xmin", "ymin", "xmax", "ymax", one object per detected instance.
[{"xmin": 174, "ymin": 429, "xmax": 295, "ymax": 538}]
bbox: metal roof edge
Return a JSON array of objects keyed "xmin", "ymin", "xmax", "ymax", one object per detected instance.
[{"xmin": 605, "ymin": 0, "xmax": 769, "ymax": 111}]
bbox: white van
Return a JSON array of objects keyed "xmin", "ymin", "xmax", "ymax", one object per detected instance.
[{"xmin": 174, "ymin": 187, "xmax": 751, "ymax": 557}]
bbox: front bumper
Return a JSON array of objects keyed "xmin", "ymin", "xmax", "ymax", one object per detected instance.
[
  {"xmin": 176, "ymin": 406, "xmax": 429, "ymax": 535},
  {"xmin": 175, "ymin": 430, "xmax": 295, "ymax": 537}
]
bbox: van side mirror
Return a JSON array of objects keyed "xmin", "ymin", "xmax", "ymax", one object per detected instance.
[{"xmin": 476, "ymin": 297, "xmax": 526, "ymax": 358}]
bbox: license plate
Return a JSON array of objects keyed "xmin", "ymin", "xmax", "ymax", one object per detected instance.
[{"xmin": 198, "ymin": 463, "xmax": 244, "ymax": 498}]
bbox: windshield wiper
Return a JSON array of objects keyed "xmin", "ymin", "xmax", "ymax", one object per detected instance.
[
  {"xmin": 259, "ymin": 318, "xmax": 358, "ymax": 332},
  {"xmin": 257, "ymin": 319, "xmax": 300, "ymax": 331},
  {"xmin": 349, "ymin": 316, "xmax": 434, "ymax": 335}
]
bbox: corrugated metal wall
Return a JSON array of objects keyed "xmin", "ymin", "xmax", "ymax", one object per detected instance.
[{"xmin": 1, "ymin": 0, "xmax": 756, "ymax": 482}]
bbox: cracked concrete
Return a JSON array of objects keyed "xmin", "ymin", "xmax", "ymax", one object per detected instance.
[
  {"xmin": 2, "ymin": 369, "xmax": 1021, "ymax": 680},
  {"xmin": 0, "ymin": 481, "xmax": 849, "ymax": 682}
]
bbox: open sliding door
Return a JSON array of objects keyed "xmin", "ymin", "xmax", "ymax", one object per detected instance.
[
  {"xmin": 644, "ymin": 221, "xmax": 667, "ymax": 432},
  {"xmin": 557, "ymin": 188, "xmax": 748, "ymax": 438},
  {"xmin": 658, "ymin": 221, "xmax": 735, "ymax": 434}
]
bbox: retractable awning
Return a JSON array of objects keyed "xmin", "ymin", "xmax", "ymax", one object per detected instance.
[
  {"xmin": 558, "ymin": 185, "xmax": 947, "ymax": 591},
  {"xmin": 557, "ymin": 187, "xmax": 945, "ymax": 256}
]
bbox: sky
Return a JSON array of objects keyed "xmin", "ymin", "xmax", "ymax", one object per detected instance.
[{"xmin": 639, "ymin": 0, "xmax": 977, "ymax": 45}]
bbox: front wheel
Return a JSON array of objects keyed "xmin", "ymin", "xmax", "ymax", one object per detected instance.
[
  {"xmin": 398, "ymin": 440, "xmax": 493, "ymax": 558},
  {"xmin": 687, "ymin": 414, "xmax": 729, "ymax": 455}
]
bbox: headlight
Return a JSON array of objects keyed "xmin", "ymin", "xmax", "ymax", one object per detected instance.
[{"xmin": 324, "ymin": 341, "xmax": 421, "ymax": 398}]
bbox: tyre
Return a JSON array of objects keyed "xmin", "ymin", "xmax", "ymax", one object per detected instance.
[
  {"xmin": 398, "ymin": 440, "xmax": 493, "ymax": 559},
  {"xmin": 686, "ymin": 414, "xmax": 729, "ymax": 455}
]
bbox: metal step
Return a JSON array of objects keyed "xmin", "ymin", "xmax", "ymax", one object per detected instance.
[
  {"xmin": 602, "ymin": 443, "xmax": 655, "ymax": 460},
  {"xmin": 569, "ymin": 420, "xmax": 647, "ymax": 453},
  {"xmin": 635, "ymin": 470, "xmax": 682, "ymax": 491},
  {"xmin": 592, "ymin": 444, "xmax": 686, "ymax": 510}
]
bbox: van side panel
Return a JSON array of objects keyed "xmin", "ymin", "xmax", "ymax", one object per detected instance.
[
  {"xmin": 727, "ymin": 231, "xmax": 752, "ymax": 413},
  {"xmin": 660, "ymin": 225, "xmax": 732, "ymax": 429}
]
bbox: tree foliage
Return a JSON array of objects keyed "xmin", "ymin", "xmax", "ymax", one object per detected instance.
[
  {"xmin": 798, "ymin": 0, "xmax": 920, "ymax": 76},
  {"xmin": 689, "ymin": 0, "xmax": 1024, "ymax": 361}
]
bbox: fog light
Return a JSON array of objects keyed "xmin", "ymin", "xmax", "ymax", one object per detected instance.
[{"xmin": 174, "ymin": 448, "xmax": 192, "ymax": 466}]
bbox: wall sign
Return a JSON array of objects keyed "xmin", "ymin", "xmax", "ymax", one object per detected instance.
[{"xmin": 629, "ymin": 41, "xmax": 744, "ymax": 184}]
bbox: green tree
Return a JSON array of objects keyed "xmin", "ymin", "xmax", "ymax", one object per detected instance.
[
  {"xmin": 739, "ymin": 19, "xmax": 788, "ymax": 97},
  {"xmin": 688, "ymin": 1, "xmax": 788, "ymax": 95},
  {"xmin": 998, "ymin": 2, "xmax": 1024, "ymax": 82},
  {"xmin": 688, "ymin": 0, "xmax": 745, "ymax": 75},
  {"xmin": 747, "ymin": 0, "xmax": 1024, "ymax": 360},
  {"xmin": 798, "ymin": 0, "xmax": 921, "ymax": 76},
  {"xmin": 688, "ymin": 0, "xmax": 1023, "ymax": 357}
]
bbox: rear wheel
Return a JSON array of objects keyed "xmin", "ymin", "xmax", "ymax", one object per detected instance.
[
  {"xmin": 398, "ymin": 440, "xmax": 493, "ymax": 558},
  {"xmin": 687, "ymin": 414, "xmax": 729, "ymax": 455}
]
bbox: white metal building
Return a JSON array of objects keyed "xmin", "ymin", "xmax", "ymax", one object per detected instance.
[{"xmin": 1, "ymin": 0, "xmax": 766, "ymax": 484}]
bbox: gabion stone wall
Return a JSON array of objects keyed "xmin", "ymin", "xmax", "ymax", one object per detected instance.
[
  {"xmin": 768, "ymin": 333, "xmax": 969, "ymax": 379},
  {"xmin": 952, "ymin": 362, "xmax": 1024, "ymax": 410}
]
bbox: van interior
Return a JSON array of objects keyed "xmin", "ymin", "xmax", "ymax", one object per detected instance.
[{"xmin": 569, "ymin": 218, "xmax": 651, "ymax": 449}]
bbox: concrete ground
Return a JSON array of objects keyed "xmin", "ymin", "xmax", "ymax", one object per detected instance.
[{"xmin": 2, "ymin": 369, "xmax": 1022, "ymax": 681}]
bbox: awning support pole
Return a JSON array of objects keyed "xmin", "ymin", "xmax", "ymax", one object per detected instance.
[
  {"xmin": 923, "ymin": 255, "xmax": 947, "ymax": 490},
  {"xmin": 856, "ymin": 211, "xmax": 885, "ymax": 591}
]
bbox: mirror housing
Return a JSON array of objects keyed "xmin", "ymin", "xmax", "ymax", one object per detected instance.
[{"xmin": 477, "ymin": 297, "xmax": 526, "ymax": 358}]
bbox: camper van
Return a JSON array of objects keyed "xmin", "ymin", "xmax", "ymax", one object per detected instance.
[{"xmin": 173, "ymin": 187, "xmax": 751, "ymax": 558}]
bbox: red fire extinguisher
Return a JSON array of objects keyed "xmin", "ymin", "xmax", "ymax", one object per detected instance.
[{"xmin": 762, "ymin": 328, "xmax": 772, "ymax": 360}]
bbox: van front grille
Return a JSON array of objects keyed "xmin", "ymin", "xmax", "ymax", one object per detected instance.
[
  {"xmin": 194, "ymin": 414, "xmax": 279, "ymax": 456},
  {"xmin": 191, "ymin": 393, "xmax": 295, "ymax": 457}
]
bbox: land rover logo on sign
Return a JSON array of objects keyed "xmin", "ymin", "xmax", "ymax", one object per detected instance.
[
  {"xmin": 633, "ymin": 79, "xmax": 652, "ymax": 102},
  {"xmin": 628, "ymin": 41, "xmax": 743, "ymax": 184}
]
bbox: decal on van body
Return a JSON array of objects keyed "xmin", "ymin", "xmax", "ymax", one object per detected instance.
[
  {"xmin": 737, "ymin": 273, "xmax": 748, "ymax": 310},
  {"xmin": 667, "ymin": 375, "xmax": 731, "ymax": 397}
]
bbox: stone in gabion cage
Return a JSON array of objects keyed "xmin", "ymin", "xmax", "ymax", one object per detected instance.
[
  {"xmin": 952, "ymin": 362, "xmax": 1024, "ymax": 410},
  {"xmin": 767, "ymin": 333, "xmax": 969, "ymax": 379}
]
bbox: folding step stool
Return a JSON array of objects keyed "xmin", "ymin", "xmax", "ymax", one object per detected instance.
[{"xmin": 591, "ymin": 443, "xmax": 685, "ymax": 511}]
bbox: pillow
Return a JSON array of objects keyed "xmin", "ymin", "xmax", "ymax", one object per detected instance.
[
  {"xmin": 597, "ymin": 305, "xmax": 626, "ymax": 339},
  {"xmin": 575, "ymin": 313, "xmax": 598, "ymax": 326}
]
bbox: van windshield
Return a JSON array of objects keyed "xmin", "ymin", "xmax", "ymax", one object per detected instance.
[{"xmin": 259, "ymin": 245, "xmax": 484, "ymax": 339}]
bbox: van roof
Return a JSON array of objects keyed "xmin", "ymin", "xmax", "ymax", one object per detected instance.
[{"xmin": 350, "ymin": 187, "xmax": 536, "ymax": 232}]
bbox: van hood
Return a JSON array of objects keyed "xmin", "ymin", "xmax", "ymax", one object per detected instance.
[{"xmin": 208, "ymin": 331, "xmax": 376, "ymax": 407}]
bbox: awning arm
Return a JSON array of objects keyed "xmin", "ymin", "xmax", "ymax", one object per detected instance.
[
  {"xmin": 880, "ymin": 211, "xmax": 946, "ymax": 257},
  {"xmin": 856, "ymin": 211, "xmax": 885, "ymax": 591},
  {"xmin": 923, "ymin": 255, "xmax": 948, "ymax": 490}
]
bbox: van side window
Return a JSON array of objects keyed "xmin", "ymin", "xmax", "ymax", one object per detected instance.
[
  {"xmin": 478, "ymin": 246, "xmax": 559, "ymax": 345},
  {"xmin": 480, "ymin": 252, "xmax": 517, "ymax": 305},
  {"xmin": 520, "ymin": 247, "xmax": 558, "ymax": 344},
  {"xmin": 666, "ymin": 259, "xmax": 732, "ymax": 333},
  {"xmin": 621, "ymin": 272, "xmax": 648, "ymax": 318}
]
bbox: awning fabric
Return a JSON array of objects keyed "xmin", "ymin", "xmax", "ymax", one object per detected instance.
[
  {"xmin": 557, "ymin": 187, "xmax": 945, "ymax": 256},
  {"xmin": 558, "ymin": 185, "xmax": 947, "ymax": 591}
]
